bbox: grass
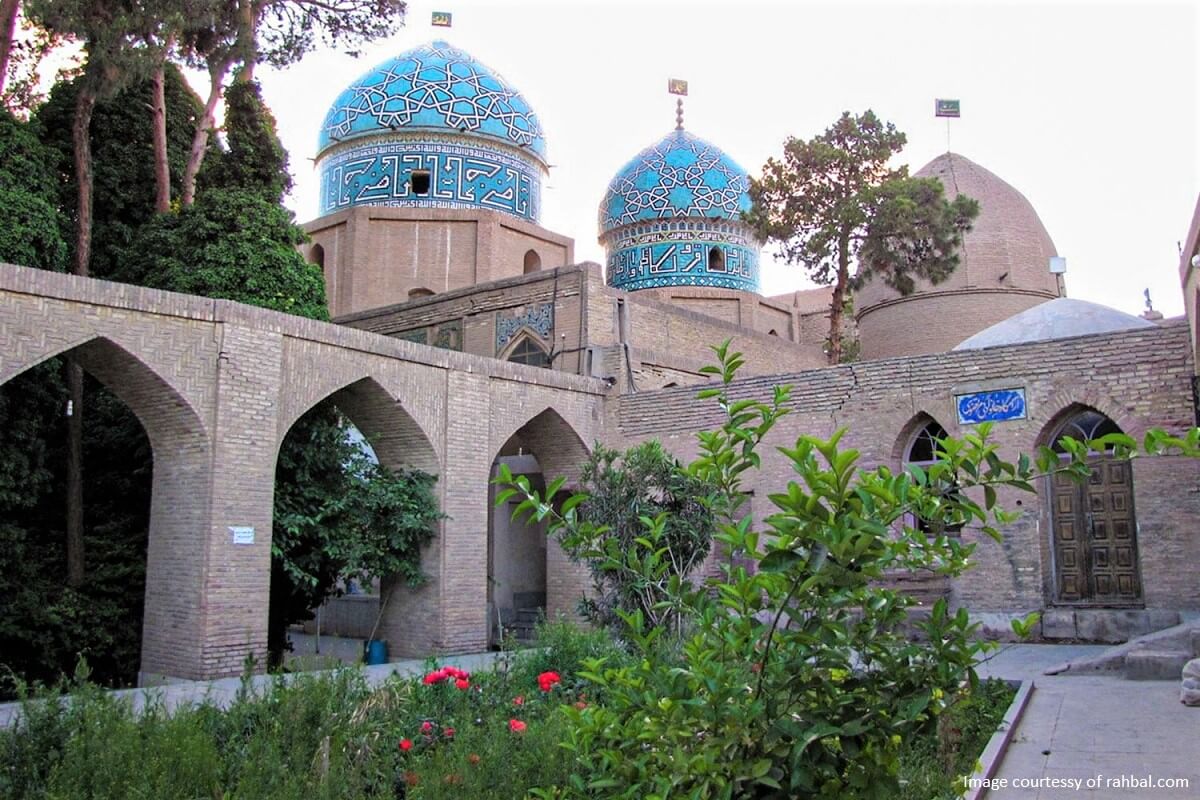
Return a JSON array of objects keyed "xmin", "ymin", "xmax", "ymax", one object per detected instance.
[{"xmin": 897, "ymin": 677, "xmax": 1017, "ymax": 800}]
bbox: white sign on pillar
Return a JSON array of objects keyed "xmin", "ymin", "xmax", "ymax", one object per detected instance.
[{"xmin": 230, "ymin": 526, "xmax": 255, "ymax": 545}]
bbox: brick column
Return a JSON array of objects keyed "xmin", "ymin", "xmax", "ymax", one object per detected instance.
[
  {"xmin": 437, "ymin": 370, "xmax": 492, "ymax": 651},
  {"xmin": 191, "ymin": 323, "xmax": 283, "ymax": 680}
]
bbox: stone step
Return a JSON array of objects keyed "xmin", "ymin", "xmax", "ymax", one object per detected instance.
[{"xmin": 1124, "ymin": 649, "xmax": 1192, "ymax": 681}]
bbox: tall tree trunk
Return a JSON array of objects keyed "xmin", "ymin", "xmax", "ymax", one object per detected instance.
[
  {"xmin": 0, "ymin": 0, "xmax": 18, "ymax": 98},
  {"xmin": 73, "ymin": 84, "xmax": 95, "ymax": 276},
  {"xmin": 65, "ymin": 361, "xmax": 84, "ymax": 586},
  {"xmin": 150, "ymin": 54, "xmax": 170, "ymax": 213},
  {"xmin": 180, "ymin": 55, "xmax": 232, "ymax": 206},
  {"xmin": 828, "ymin": 232, "xmax": 851, "ymax": 365},
  {"xmin": 65, "ymin": 82, "xmax": 96, "ymax": 586}
]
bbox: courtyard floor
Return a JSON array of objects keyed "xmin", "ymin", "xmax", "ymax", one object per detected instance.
[{"xmin": 976, "ymin": 645, "xmax": 1199, "ymax": 799}]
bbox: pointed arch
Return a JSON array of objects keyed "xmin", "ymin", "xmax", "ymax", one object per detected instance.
[
  {"xmin": 493, "ymin": 405, "xmax": 591, "ymax": 483},
  {"xmin": 0, "ymin": 334, "xmax": 209, "ymax": 442},
  {"xmin": 1, "ymin": 335, "xmax": 216, "ymax": 683},
  {"xmin": 276, "ymin": 375, "xmax": 439, "ymax": 475},
  {"xmin": 891, "ymin": 411, "xmax": 950, "ymax": 466},
  {"xmin": 501, "ymin": 333, "xmax": 551, "ymax": 369},
  {"xmin": 1037, "ymin": 402, "xmax": 1126, "ymax": 452}
]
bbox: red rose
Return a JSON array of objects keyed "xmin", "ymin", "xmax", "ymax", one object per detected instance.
[
  {"xmin": 537, "ymin": 671, "xmax": 561, "ymax": 692},
  {"xmin": 399, "ymin": 738, "xmax": 413, "ymax": 752},
  {"xmin": 455, "ymin": 677, "xmax": 470, "ymax": 690},
  {"xmin": 420, "ymin": 720, "xmax": 434, "ymax": 734},
  {"xmin": 443, "ymin": 727, "xmax": 455, "ymax": 738},
  {"xmin": 509, "ymin": 718, "xmax": 527, "ymax": 733}
]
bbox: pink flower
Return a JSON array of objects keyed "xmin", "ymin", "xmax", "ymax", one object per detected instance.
[
  {"xmin": 537, "ymin": 671, "xmax": 561, "ymax": 692},
  {"xmin": 513, "ymin": 695, "xmax": 525, "ymax": 706},
  {"xmin": 509, "ymin": 718, "xmax": 527, "ymax": 733},
  {"xmin": 399, "ymin": 738, "xmax": 413, "ymax": 752},
  {"xmin": 443, "ymin": 727, "xmax": 455, "ymax": 738},
  {"xmin": 420, "ymin": 720, "xmax": 434, "ymax": 734},
  {"xmin": 455, "ymin": 677, "xmax": 470, "ymax": 690}
]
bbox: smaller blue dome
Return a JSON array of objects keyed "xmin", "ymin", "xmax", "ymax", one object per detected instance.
[
  {"xmin": 599, "ymin": 130, "xmax": 751, "ymax": 233},
  {"xmin": 318, "ymin": 40, "xmax": 546, "ymax": 161}
]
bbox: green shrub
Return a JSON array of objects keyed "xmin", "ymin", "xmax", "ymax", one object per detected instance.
[
  {"xmin": 898, "ymin": 678, "xmax": 1016, "ymax": 800},
  {"xmin": 500, "ymin": 342, "xmax": 1185, "ymax": 799}
]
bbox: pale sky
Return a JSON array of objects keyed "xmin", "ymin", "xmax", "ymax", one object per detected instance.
[{"xmin": 256, "ymin": 0, "xmax": 1198, "ymax": 317}]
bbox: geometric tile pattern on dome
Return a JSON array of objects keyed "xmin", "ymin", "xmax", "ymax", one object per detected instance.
[
  {"xmin": 317, "ymin": 40, "xmax": 546, "ymax": 160},
  {"xmin": 599, "ymin": 130, "xmax": 752, "ymax": 232},
  {"xmin": 607, "ymin": 238, "xmax": 759, "ymax": 292},
  {"xmin": 318, "ymin": 136, "xmax": 540, "ymax": 220}
]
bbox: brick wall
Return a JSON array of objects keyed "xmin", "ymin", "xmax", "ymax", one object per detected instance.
[
  {"xmin": 336, "ymin": 264, "xmax": 827, "ymax": 390},
  {"xmin": 304, "ymin": 207, "xmax": 574, "ymax": 318},
  {"xmin": 614, "ymin": 321, "xmax": 1200, "ymax": 613},
  {"xmin": 0, "ymin": 263, "xmax": 609, "ymax": 681}
]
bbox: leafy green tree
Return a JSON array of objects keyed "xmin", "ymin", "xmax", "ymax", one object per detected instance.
[
  {"xmin": 747, "ymin": 111, "xmax": 979, "ymax": 364},
  {"xmin": 519, "ymin": 440, "xmax": 717, "ymax": 637},
  {"xmin": 503, "ymin": 343, "xmax": 1200, "ymax": 799},
  {"xmin": 176, "ymin": 0, "xmax": 407, "ymax": 205},
  {"xmin": 0, "ymin": 109, "xmax": 66, "ymax": 270},
  {"xmin": 36, "ymin": 65, "xmax": 201, "ymax": 280}
]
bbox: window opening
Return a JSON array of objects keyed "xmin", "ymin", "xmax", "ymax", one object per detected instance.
[
  {"xmin": 507, "ymin": 337, "xmax": 550, "ymax": 368},
  {"xmin": 411, "ymin": 170, "xmax": 431, "ymax": 195}
]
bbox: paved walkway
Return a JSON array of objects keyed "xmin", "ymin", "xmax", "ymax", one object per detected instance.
[
  {"xmin": 0, "ymin": 649, "xmax": 505, "ymax": 729},
  {"xmin": 977, "ymin": 645, "xmax": 1199, "ymax": 799}
]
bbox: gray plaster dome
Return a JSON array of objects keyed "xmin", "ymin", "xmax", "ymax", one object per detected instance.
[{"xmin": 954, "ymin": 297, "xmax": 1155, "ymax": 350}]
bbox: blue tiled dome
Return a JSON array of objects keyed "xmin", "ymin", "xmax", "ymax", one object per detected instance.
[
  {"xmin": 599, "ymin": 130, "xmax": 752, "ymax": 233},
  {"xmin": 317, "ymin": 40, "xmax": 546, "ymax": 162},
  {"xmin": 598, "ymin": 129, "xmax": 760, "ymax": 293}
]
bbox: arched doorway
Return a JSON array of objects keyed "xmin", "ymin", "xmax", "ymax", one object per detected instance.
[
  {"xmin": 272, "ymin": 377, "xmax": 441, "ymax": 663},
  {"xmin": 1045, "ymin": 408, "xmax": 1141, "ymax": 604},
  {"xmin": 0, "ymin": 337, "xmax": 210, "ymax": 687},
  {"xmin": 487, "ymin": 408, "xmax": 589, "ymax": 647}
]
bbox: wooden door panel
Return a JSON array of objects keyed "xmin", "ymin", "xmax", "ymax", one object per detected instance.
[{"xmin": 1051, "ymin": 455, "xmax": 1141, "ymax": 604}]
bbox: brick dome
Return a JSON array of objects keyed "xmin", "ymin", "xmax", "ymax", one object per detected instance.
[{"xmin": 855, "ymin": 152, "xmax": 1062, "ymax": 359}]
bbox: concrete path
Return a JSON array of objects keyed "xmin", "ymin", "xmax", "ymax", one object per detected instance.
[
  {"xmin": 0, "ymin": 649, "xmax": 505, "ymax": 729},
  {"xmin": 977, "ymin": 645, "xmax": 1199, "ymax": 799}
]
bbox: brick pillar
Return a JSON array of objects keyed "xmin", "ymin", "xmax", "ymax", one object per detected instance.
[
  {"xmin": 162, "ymin": 322, "xmax": 281, "ymax": 681},
  {"xmin": 435, "ymin": 370, "xmax": 492, "ymax": 652}
]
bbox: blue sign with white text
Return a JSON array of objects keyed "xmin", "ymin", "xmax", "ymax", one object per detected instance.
[{"xmin": 956, "ymin": 389, "xmax": 1027, "ymax": 424}]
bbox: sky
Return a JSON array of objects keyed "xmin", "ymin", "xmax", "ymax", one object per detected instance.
[{"xmin": 254, "ymin": 0, "xmax": 1198, "ymax": 317}]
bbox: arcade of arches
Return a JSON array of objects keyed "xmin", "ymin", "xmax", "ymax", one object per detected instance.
[{"xmin": 1, "ymin": 262, "xmax": 1198, "ymax": 682}]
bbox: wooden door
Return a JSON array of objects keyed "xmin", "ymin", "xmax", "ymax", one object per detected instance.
[{"xmin": 1051, "ymin": 456, "xmax": 1141, "ymax": 604}]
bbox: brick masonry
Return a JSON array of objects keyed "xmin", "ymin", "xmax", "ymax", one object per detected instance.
[
  {"xmin": 0, "ymin": 263, "xmax": 609, "ymax": 682},
  {"xmin": 2, "ymin": 258, "xmax": 1198, "ymax": 680},
  {"xmin": 614, "ymin": 321, "xmax": 1200, "ymax": 615}
]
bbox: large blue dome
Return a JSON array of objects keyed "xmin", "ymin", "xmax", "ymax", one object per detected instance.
[
  {"xmin": 599, "ymin": 130, "xmax": 751, "ymax": 232},
  {"xmin": 317, "ymin": 40, "xmax": 546, "ymax": 162}
]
